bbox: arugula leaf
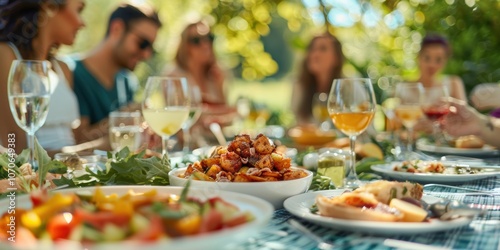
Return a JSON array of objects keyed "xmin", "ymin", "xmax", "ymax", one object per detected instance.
[
  {"xmin": 47, "ymin": 161, "xmax": 68, "ymax": 174},
  {"xmin": 16, "ymin": 150, "xmax": 30, "ymax": 166},
  {"xmin": 57, "ymin": 148, "xmax": 171, "ymax": 188},
  {"xmin": 309, "ymin": 172, "xmax": 335, "ymax": 191},
  {"xmin": 35, "ymin": 137, "xmax": 52, "ymax": 188},
  {"xmin": 179, "ymin": 179, "xmax": 191, "ymax": 202}
]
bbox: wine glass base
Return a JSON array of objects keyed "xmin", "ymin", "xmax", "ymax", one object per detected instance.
[{"xmin": 343, "ymin": 178, "xmax": 362, "ymax": 189}]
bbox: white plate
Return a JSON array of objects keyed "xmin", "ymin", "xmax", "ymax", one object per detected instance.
[
  {"xmin": 169, "ymin": 167, "xmax": 313, "ymax": 209},
  {"xmin": 284, "ymin": 190, "xmax": 473, "ymax": 235},
  {"xmin": 416, "ymin": 138, "xmax": 499, "ymax": 157},
  {"xmin": 0, "ymin": 186, "xmax": 273, "ymax": 250},
  {"xmin": 371, "ymin": 162, "xmax": 500, "ymax": 184}
]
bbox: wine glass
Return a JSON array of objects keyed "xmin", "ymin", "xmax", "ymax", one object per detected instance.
[
  {"xmin": 379, "ymin": 76, "xmax": 404, "ymax": 159},
  {"xmin": 8, "ymin": 60, "xmax": 51, "ymax": 169},
  {"xmin": 421, "ymin": 85, "xmax": 450, "ymax": 145},
  {"xmin": 109, "ymin": 111, "xmax": 142, "ymax": 152},
  {"xmin": 142, "ymin": 77, "xmax": 190, "ymax": 157},
  {"xmin": 327, "ymin": 78, "xmax": 376, "ymax": 189},
  {"xmin": 312, "ymin": 92, "xmax": 331, "ymax": 130},
  {"xmin": 394, "ymin": 82, "xmax": 424, "ymax": 156},
  {"xmin": 181, "ymin": 82, "xmax": 202, "ymax": 156}
]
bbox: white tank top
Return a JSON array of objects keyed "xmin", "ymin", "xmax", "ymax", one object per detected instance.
[{"xmin": 8, "ymin": 43, "xmax": 79, "ymax": 150}]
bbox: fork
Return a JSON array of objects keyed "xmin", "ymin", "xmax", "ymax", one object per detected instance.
[{"xmin": 287, "ymin": 219, "xmax": 451, "ymax": 250}]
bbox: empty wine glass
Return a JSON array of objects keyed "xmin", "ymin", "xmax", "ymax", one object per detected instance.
[
  {"xmin": 181, "ymin": 82, "xmax": 202, "ymax": 156},
  {"xmin": 142, "ymin": 77, "xmax": 190, "ymax": 158},
  {"xmin": 422, "ymin": 85, "xmax": 450, "ymax": 145},
  {"xmin": 327, "ymin": 78, "xmax": 376, "ymax": 189},
  {"xmin": 394, "ymin": 82, "xmax": 424, "ymax": 156},
  {"xmin": 8, "ymin": 60, "xmax": 51, "ymax": 170}
]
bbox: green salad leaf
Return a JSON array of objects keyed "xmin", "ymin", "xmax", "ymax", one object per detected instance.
[{"xmin": 53, "ymin": 147, "xmax": 171, "ymax": 188}]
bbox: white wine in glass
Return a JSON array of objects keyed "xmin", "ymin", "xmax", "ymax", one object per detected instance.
[
  {"xmin": 328, "ymin": 78, "xmax": 376, "ymax": 189},
  {"xmin": 394, "ymin": 82, "xmax": 424, "ymax": 156},
  {"xmin": 142, "ymin": 77, "xmax": 190, "ymax": 157},
  {"xmin": 8, "ymin": 60, "xmax": 51, "ymax": 171}
]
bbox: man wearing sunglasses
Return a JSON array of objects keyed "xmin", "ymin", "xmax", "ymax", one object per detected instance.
[{"xmin": 72, "ymin": 3, "xmax": 161, "ymax": 144}]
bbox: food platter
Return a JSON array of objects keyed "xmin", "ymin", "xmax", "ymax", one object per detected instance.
[
  {"xmin": 284, "ymin": 190, "xmax": 473, "ymax": 235},
  {"xmin": 371, "ymin": 162, "xmax": 500, "ymax": 184},
  {"xmin": 0, "ymin": 186, "xmax": 273, "ymax": 250},
  {"xmin": 416, "ymin": 138, "xmax": 498, "ymax": 157}
]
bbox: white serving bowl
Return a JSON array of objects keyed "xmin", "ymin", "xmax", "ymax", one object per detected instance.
[{"xmin": 169, "ymin": 167, "xmax": 313, "ymax": 209}]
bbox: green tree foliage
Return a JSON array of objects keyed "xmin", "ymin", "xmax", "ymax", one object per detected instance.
[{"xmin": 65, "ymin": 0, "xmax": 500, "ymax": 91}]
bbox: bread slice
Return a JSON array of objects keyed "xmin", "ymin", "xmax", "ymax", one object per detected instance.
[{"xmin": 352, "ymin": 180, "xmax": 423, "ymax": 205}]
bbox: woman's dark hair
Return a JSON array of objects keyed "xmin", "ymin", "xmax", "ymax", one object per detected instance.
[
  {"xmin": 0, "ymin": 0, "xmax": 66, "ymax": 59},
  {"xmin": 420, "ymin": 33, "xmax": 451, "ymax": 57},
  {"xmin": 296, "ymin": 33, "xmax": 344, "ymax": 121}
]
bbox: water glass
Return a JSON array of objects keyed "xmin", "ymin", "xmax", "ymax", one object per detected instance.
[{"xmin": 109, "ymin": 111, "xmax": 142, "ymax": 152}]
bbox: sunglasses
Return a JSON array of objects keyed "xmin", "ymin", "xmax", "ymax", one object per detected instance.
[
  {"xmin": 137, "ymin": 38, "xmax": 153, "ymax": 51},
  {"xmin": 128, "ymin": 31, "xmax": 154, "ymax": 51},
  {"xmin": 188, "ymin": 33, "xmax": 215, "ymax": 45}
]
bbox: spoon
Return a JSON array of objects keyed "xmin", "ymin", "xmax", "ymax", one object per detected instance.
[
  {"xmin": 209, "ymin": 122, "xmax": 227, "ymax": 146},
  {"xmin": 426, "ymin": 200, "xmax": 486, "ymax": 220}
]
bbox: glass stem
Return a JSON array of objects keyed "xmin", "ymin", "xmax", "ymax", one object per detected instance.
[
  {"xmin": 407, "ymin": 127, "xmax": 414, "ymax": 153},
  {"xmin": 344, "ymin": 135, "xmax": 360, "ymax": 188},
  {"xmin": 182, "ymin": 126, "xmax": 190, "ymax": 155},
  {"xmin": 432, "ymin": 121, "xmax": 442, "ymax": 146},
  {"xmin": 27, "ymin": 132, "xmax": 36, "ymax": 170},
  {"xmin": 161, "ymin": 135, "xmax": 170, "ymax": 158}
]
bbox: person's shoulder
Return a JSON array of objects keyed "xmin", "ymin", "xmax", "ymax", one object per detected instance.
[
  {"xmin": 54, "ymin": 59, "xmax": 74, "ymax": 88},
  {"xmin": 0, "ymin": 43, "xmax": 17, "ymax": 65},
  {"xmin": 446, "ymin": 74, "xmax": 462, "ymax": 81}
]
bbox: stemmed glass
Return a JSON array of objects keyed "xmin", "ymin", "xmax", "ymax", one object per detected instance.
[
  {"xmin": 8, "ymin": 60, "xmax": 51, "ymax": 169},
  {"xmin": 327, "ymin": 78, "xmax": 376, "ymax": 189},
  {"xmin": 421, "ymin": 85, "xmax": 450, "ymax": 145},
  {"xmin": 394, "ymin": 82, "xmax": 424, "ymax": 157},
  {"xmin": 312, "ymin": 92, "xmax": 331, "ymax": 130},
  {"xmin": 142, "ymin": 77, "xmax": 190, "ymax": 157},
  {"xmin": 181, "ymin": 83, "xmax": 202, "ymax": 157}
]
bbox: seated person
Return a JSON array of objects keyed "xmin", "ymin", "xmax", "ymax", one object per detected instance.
[
  {"xmin": 415, "ymin": 34, "xmax": 466, "ymax": 100},
  {"xmin": 0, "ymin": 0, "xmax": 85, "ymax": 153},
  {"xmin": 165, "ymin": 21, "xmax": 236, "ymax": 146},
  {"xmin": 73, "ymin": 3, "xmax": 161, "ymax": 145},
  {"xmin": 412, "ymin": 34, "xmax": 466, "ymax": 133},
  {"xmin": 291, "ymin": 33, "xmax": 344, "ymax": 125}
]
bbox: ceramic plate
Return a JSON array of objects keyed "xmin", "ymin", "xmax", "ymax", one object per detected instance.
[
  {"xmin": 284, "ymin": 190, "xmax": 473, "ymax": 235},
  {"xmin": 169, "ymin": 167, "xmax": 313, "ymax": 209},
  {"xmin": 0, "ymin": 186, "xmax": 273, "ymax": 250},
  {"xmin": 416, "ymin": 138, "xmax": 498, "ymax": 157},
  {"xmin": 371, "ymin": 162, "xmax": 500, "ymax": 184}
]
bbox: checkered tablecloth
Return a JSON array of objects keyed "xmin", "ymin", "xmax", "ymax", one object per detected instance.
[{"xmin": 237, "ymin": 176, "xmax": 500, "ymax": 250}]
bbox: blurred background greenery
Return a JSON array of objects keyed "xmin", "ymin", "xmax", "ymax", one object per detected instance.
[{"xmin": 61, "ymin": 0, "xmax": 500, "ymax": 127}]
